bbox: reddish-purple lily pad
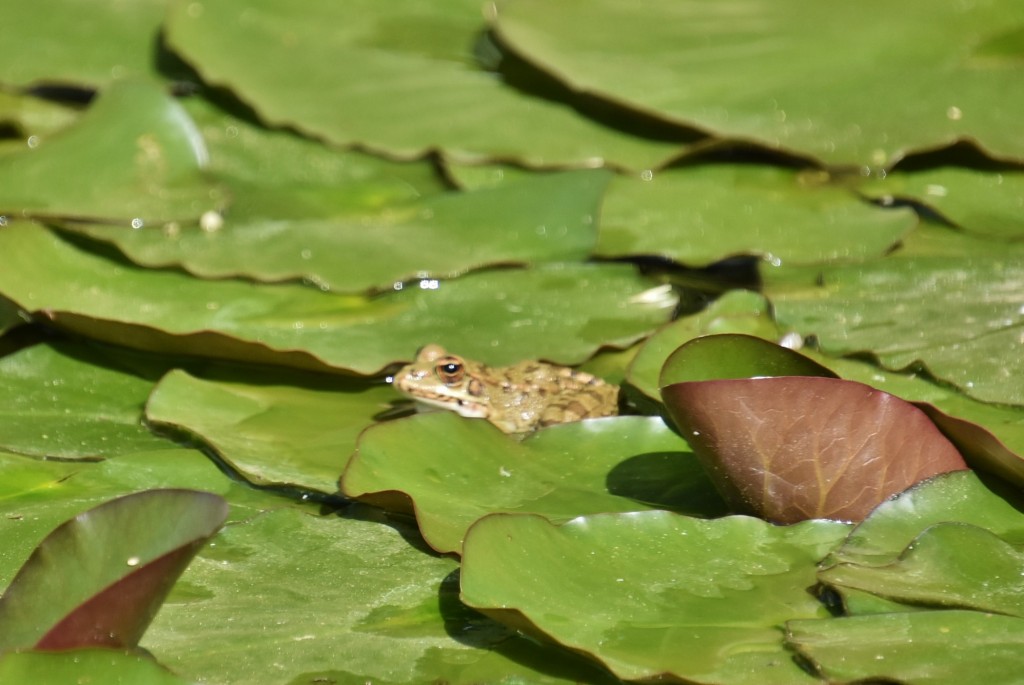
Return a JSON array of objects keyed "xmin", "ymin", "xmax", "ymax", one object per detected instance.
[
  {"xmin": 661, "ymin": 376, "xmax": 969, "ymax": 523},
  {"xmin": 0, "ymin": 489, "xmax": 228, "ymax": 652}
]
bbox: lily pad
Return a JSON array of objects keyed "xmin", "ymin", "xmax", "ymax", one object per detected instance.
[
  {"xmin": 145, "ymin": 368, "xmax": 396, "ymax": 493},
  {"xmin": 658, "ymin": 334, "xmax": 835, "ymax": 386},
  {"xmin": 164, "ymin": 0, "xmax": 689, "ymax": 170},
  {"xmin": 0, "ymin": 447, "xmax": 275, "ymax": 588},
  {"xmin": 0, "ymin": 650, "xmax": 193, "ymax": 685},
  {"xmin": 661, "ymin": 375, "xmax": 968, "ymax": 523},
  {"xmin": 0, "ymin": 80, "xmax": 223, "ymax": 225},
  {"xmin": 493, "ymin": 0, "xmax": 1024, "ymax": 166},
  {"xmin": 461, "ymin": 511, "xmax": 849, "ymax": 684},
  {"xmin": 0, "ymin": 341, "xmax": 177, "ymax": 459},
  {"xmin": 0, "ymin": 0, "xmax": 166, "ymax": 88},
  {"xmin": 0, "ymin": 489, "xmax": 228, "ymax": 651},
  {"xmin": 627, "ymin": 290, "xmax": 783, "ymax": 399},
  {"xmin": 764, "ymin": 232, "xmax": 1024, "ymax": 406},
  {"xmin": 863, "ymin": 166, "xmax": 1024, "ymax": 239},
  {"xmin": 0, "ymin": 224, "xmax": 675, "ymax": 374},
  {"xmin": 822, "ymin": 470, "xmax": 1024, "ymax": 572},
  {"xmin": 596, "ymin": 163, "xmax": 915, "ymax": 264},
  {"xmin": 143, "ymin": 507, "xmax": 619, "ymax": 685},
  {"xmin": 787, "ymin": 611, "xmax": 1024, "ymax": 684},
  {"xmin": 71, "ymin": 168, "xmax": 611, "ymax": 292},
  {"xmin": 819, "ymin": 522, "xmax": 1024, "ymax": 618},
  {"xmin": 341, "ymin": 413, "xmax": 726, "ymax": 554}
]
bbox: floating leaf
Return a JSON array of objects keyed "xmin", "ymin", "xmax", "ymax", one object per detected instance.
[
  {"xmin": 461, "ymin": 511, "xmax": 849, "ymax": 684},
  {"xmin": 146, "ymin": 368, "xmax": 395, "ymax": 493},
  {"xmin": 820, "ymin": 522, "xmax": 1024, "ymax": 618},
  {"xmin": 787, "ymin": 611, "xmax": 1024, "ymax": 684},
  {"xmin": 143, "ymin": 507, "xmax": 619, "ymax": 685},
  {"xmin": 0, "ymin": 80, "xmax": 222, "ymax": 224},
  {"xmin": 164, "ymin": 0, "xmax": 687, "ymax": 170},
  {"xmin": 661, "ymin": 375, "xmax": 968, "ymax": 522},
  {"xmin": 71, "ymin": 169, "xmax": 611, "ymax": 292},
  {"xmin": 0, "ymin": 223, "xmax": 675, "ymax": 373},
  {"xmin": 765, "ymin": 231, "xmax": 1024, "ymax": 406},
  {"xmin": 0, "ymin": 489, "xmax": 228, "ymax": 651},
  {"xmin": 0, "ymin": 0, "xmax": 166, "ymax": 88},
  {"xmin": 863, "ymin": 166, "xmax": 1024, "ymax": 239},
  {"xmin": 658, "ymin": 334, "xmax": 835, "ymax": 386},
  {"xmin": 493, "ymin": 0, "xmax": 1024, "ymax": 166},
  {"xmin": 822, "ymin": 470, "xmax": 1024, "ymax": 572},
  {"xmin": 342, "ymin": 413, "xmax": 725, "ymax": 554},
  {"xmin": 627, "ymin": 290, "xmax": 782, "ymax": 399},
  {"xmin": 597, "ymin": 163, "xmax": 914, "ymax": 264},
  {"xmin": 0, "ymin": 342, "xmax": 174, "ymax": 459},
  {"xmin": 0, "ymin": 650, "xmax": 193, "ymax": 685}
]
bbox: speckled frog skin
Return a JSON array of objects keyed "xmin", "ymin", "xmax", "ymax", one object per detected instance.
[{"xmin": 392, "ymin": 344, "xmax": 619, "ymax": 433}]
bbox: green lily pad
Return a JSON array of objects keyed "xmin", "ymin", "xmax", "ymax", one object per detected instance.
[
  {"xmin": 659, "ymin": 334, "xmax": 835, "ymax": 387},
  {"xmin": 820, "ymin": 522, "xmax": 1024, "ymax": 618},
  {"xmin": 0, "ymin": 80, "xmax": 223, "ymax": 225},
  {"xmin": 144, "ymin": 507, "xmax": 619, "ymax": 685},
  {"xmin": 145, "ymin": 368, "xmax": 396, "ymax": 493},
  {"xmin": 822, "ymin": 470, "xmax": 1024, "ymax": 572},
  {"xmin": 0, "ymin": 489, "xmax": 227, "ymax": 651},
  {"xmin": 765, "ymin": 232, "xmax": 1024, "ymax": 406},
  {"xmin": 596, "ymin": 163, "xmax": 915, "ymax": 264},
  {"xmin": 71, "ymin": 168, "xmax": 611, "ymax": 292},
  {"xmin": 342, "ymin": 413, "xmax": 726, "ymax": 554},
  {"xmin": 461, "ymin": 511, "xmax": 849, "ymax": 684},
  {"xmin": 0, "ymin": 0, "xmax": 166, "ymax": 88},
  {"xmin": 661, "ymin": 376, "xmax": 967, "ymax": 523},
  {"xmin": 787, "ymin": 611, "xmax": 1024, "ymax": 684},
  {"xmin": 627, "ymin": 290, "xmax": 782, "ymax": 399},
  {"xmin": 493, "ymin": 0, "xmax": 1024, "ymax": 166},
  {"xmin": 0, "ymin": 447, "xmax": 277, "ymax": 589},
  {"xmin": 0, "ymin": 91, "xmax": 80, "ymax": 143},
  {"xmin": 0, "ymin": 342, "xmax": 177, "ymax": 459},
  {"xmin": 863, "ymin": 166, "xmax": 1024, "ymax": 239},
  {"xmin": 0, "ymin": 650, "xmax": 193, "ymax": 685},
  {"xmin": 164, "ymin": 0, "xmax": 688, "ymax": 171},
  {"xmin": 0, "ymin": 223, "xmax": 675, "ymax": 374}
]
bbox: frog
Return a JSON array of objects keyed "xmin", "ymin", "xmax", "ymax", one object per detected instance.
[{"xmin": 392, "ymin": 344, "xmax": 619, "ymax": 434}]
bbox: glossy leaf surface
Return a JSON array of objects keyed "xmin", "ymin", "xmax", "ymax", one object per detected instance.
[
  {"xmin": 494, "ymin": 0, "xmax": 1024, "ymax": 166},
  {"xmin": 0, "ymin": 223, "xmax": 675, "ymax": 374},
  {"xmin": 662, "ymin": 376, "xmax": 968, "ymax": 522},
  {"xmin": 0, "ymin": 489, "xmax": 228, "ymax": 651},
  {"xmin": 342, "ymin": 413, "xmax": 726, "ymax": 553},
  {"xmin": 461, "ymin": 511, "xmax": 849, "ymax": 684}
]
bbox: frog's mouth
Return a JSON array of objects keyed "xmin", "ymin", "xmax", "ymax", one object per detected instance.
[{"xmin": 412, "ymin": 396, "xmax": 488, "ymax": 419}]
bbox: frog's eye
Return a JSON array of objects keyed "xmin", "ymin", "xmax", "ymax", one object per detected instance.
[{"xmin": 435, "ymin": 358, "xmax": 465, "ymax": 385}]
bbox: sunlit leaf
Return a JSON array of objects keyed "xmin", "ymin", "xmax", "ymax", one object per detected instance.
[
  {"xmin": 788, "ymin": 611, "xmax": 1024, "ymax": 684},
  {"xmin": 342, "ymin": 413, "xmax": 726, "ymax": 553},
  {"xmin": 146, "ymin": 368, "xmax": 395, "ymax": 493},
  {"xmin": 461, "ymin": 511, "xmax": 849, "ymax": 684},
  {"xmin": 71, "ymin": 169, "xmax": 611, "ymax": 292},
  {"xmin": 597, "ymin": 163, "xmax": 914, "ymax": 264},
  {"xmin": 820, "ymin": 522, "xmax": 1024, "ymax": 617},
  {"xmin": 0, "ymin": 489, "xmax": 228, "ymax": 651},
  {"xmin": 0, "ymin": 80, "xmax": 222, "ymax": 224},
  {"xmin": 0, "ymin": 223, "xmax": 676, "ymax": 374},
  {"xmin": 661, "ymin": 376, "xmax": 968, "ymax": 522},
  {"xmin": 0, "ymin": 649, "xmax": 193, "ymax": 685},
  {"xmin": 0, "ymin": 342, "xmax": 174, "ymax": 459},
  {"xmin": 164, "ymin": 0, "xmax": 688, "ymax": 170},
  {"xmin": 493, "ymin": 0, "xmax": 1024, "ymax": 166},
  {"xmin": 0, "ymin": 0, "xmax": 166, "ymax": 88}
]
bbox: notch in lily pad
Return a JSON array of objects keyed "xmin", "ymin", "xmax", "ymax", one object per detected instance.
[
  {"xmin": 0, "ymin": 489, "xmax": 228, "ymax": 652},
  {"xmin": 659, "ymin": 335, "xmax": 969, "ymax": 523}
]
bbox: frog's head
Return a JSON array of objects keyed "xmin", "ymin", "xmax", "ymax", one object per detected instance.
[{"xmin": 392, "ymin": 344, "xmax": 490, "ymax": 418}]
